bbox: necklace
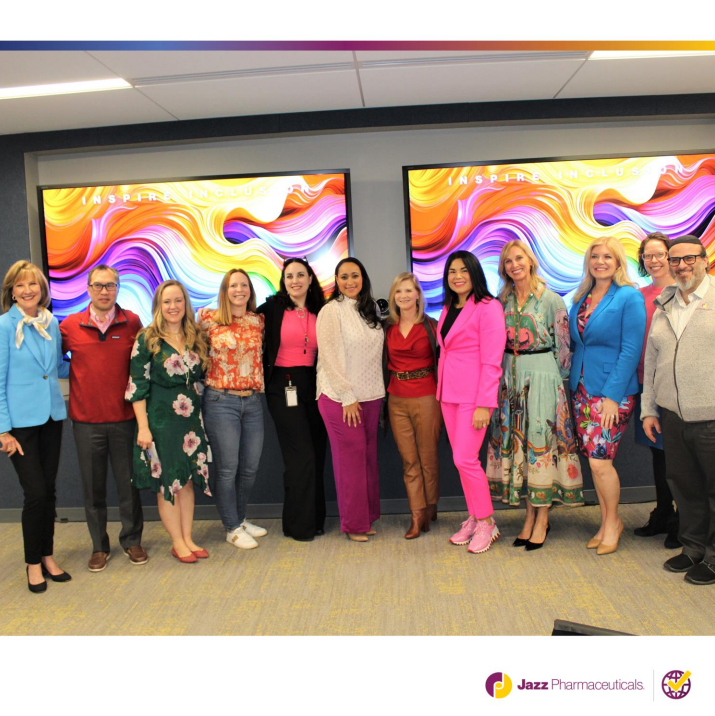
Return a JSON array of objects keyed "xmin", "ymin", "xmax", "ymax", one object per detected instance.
[{"xmin": 296, "ymin": 308, "xmax": 309, "ymax": 354}]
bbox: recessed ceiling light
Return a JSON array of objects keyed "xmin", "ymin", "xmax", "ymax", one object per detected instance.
[
  {"xmin": 590, "ymin": 50, "xmax": 715, "ymax": 60},
  {"xmin": 0, "ymin": 78, "xmax": 132, "ymax": 101}
]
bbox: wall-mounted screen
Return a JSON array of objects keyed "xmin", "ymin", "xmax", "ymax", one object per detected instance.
[
  {"xmin": 405, "ymin": 153, "xmax": 715, "ymax": 318},
  {"xmin": 40, "ymin": 170, "xmax": 351, "ymax": 324}
]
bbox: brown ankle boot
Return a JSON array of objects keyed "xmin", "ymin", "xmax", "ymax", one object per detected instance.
[
  {"xmin": 426, "ymin": 504, "xmax": 438, "ymax": 523},
  {"xmin": 405, "ymin": 509, "xmax": 425, "ymax": 539}
]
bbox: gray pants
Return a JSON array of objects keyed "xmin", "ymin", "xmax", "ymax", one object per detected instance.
[
  {"xmin": 73, "ymin": 420, "xmax": 143, "ymax": 553},
  {"xmin": 662, "ymin": 408, "xmax": 715, "ymax": 564}
]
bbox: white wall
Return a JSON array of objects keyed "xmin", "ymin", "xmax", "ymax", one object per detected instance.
[{"xmin": 34, "ymin": 117, "xmax": 715, "ymax": 299}]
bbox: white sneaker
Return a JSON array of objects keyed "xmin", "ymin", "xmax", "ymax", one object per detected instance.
[
  {"xmin": 226, "ymin": 526, "xmax": 258, "ymax": 550},
  {"xmin": 241, "ymin": 520, "xmax": 267, "ymax": 538}
]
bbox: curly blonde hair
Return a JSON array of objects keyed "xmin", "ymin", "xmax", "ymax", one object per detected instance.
[
  {"xmin": 140, "ymin": 280, "xmax": 209, "ymax": 368},
  {"xmin": 497, "ymin": 240, "xmax": 545, "ymax": 302},
  {"xmin": 573, "ymin": 237, "xmax": 637, "ymax": 303},
  {"xmin": 1, "ymin": 261, "xmax": 51, "ymax": 313}
]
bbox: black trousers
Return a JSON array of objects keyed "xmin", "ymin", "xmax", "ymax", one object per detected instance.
[
  {"xmin": 661, "ymin": 408, "xmax": 715, "ymax": 563},
  {"xmin": 266, "ymin": 366, "xmax": 327, "ymax": 539},
  {"xmin": 9, "ymin": 419, "xmax": 63, "ymax": 565},
  {"xmin": 650, "ymin": 446, "xmax": 675, "ymax": 514},
  {"xmin": 73, "ymin": 419, "xmax": 144, "ymax": 553}
]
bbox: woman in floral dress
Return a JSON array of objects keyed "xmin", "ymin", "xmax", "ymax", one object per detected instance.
[
  {"xmin": 126, "ymin": 280, "xmax": 211, "ymax": 563},
  {"xmin": 487, "ymin": 241, "xmax": 583, "ymax": 551}
]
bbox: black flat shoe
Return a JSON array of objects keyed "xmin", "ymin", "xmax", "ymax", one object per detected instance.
[
  {"xmin": 26, "ymin": 566, "xmax": 47, "ymax": 594},
  {"xmin": 315, "ymin": 528, "xmax": 325, "ymax": 536},
  {"xmin": 633, "ymin": 508, "xmax": 672, "ymax": 537},
  {"xmin": 41, "ymin": 564, "xmax": 72, "ymax": 583},
  {"xmin": 525, "ymin": 525, "xmax": 551, "ymax": 551},
  {"xmin": 512, "ymin": 536, "xmax": 529, "ymax": 547}
]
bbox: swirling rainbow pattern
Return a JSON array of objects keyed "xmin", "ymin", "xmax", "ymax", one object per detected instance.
[
  {"xmin": 43, "ymin": 174, "xmax": 349, "ymax": 324},
  {"xmin": 408, "ymin": 154, "xmax": 715, "ymax": 317}
]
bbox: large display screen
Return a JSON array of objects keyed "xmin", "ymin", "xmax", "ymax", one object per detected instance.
[
  {"xmin": 405, "ymin": 153, "xmax": 715, "ymax": 318},
  {"xmin": 40, "ymin": 171, "xmax": 351, "ymax": 324}
]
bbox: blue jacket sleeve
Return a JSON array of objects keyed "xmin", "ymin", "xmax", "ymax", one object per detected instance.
[
  {"xmin": 53, "ymin": 320, "xmax": 70, "ymax": 379},
  {"xmin": 0, "ymin": 320, "xmax": 11, "ymax": 433},
  {"xmin": 602, "ymin": 289, "xmax": 646, "ymax": 404}
]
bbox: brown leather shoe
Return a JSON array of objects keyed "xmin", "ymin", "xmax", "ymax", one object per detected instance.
[
  {"xmin": 124, "ymin": 545, "xmax": 149, "ymax": 565},
  {"xmin": 426, "ymin": 504, "xmax": 438, "ymax": 523},
  {"xmin": 405, "ymin": 509, "xmax": 426, "ymax": 539},
  {"xmin": 88, "ymin": 552, "xmax": 110, "ymax": 572}
]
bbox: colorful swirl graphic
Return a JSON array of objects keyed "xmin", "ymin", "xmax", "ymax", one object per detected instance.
[
  {"xmin": 408, "ymin": 155, "xmax": 715, "ymax": 317},
  {"xmin": 43, "ymin": 174, "xmax": 349, "ymax": 324}
]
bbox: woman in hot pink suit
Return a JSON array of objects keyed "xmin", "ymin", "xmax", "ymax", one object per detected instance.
[{"xmin": 437, "ymin": 251, "xmax": 506, "ymax": 555}]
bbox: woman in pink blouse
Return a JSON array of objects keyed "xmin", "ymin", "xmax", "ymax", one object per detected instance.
[
  {"xmin": 257, "ymin": 258, "xmax": 327, "ymax": 542},
  {"xmin": 200, "ymin": 269, "xmax": 268, "ymax": 551},
  {"xmin": 437, "ymin": 251, "xmax": 506, "ymax": 555}
]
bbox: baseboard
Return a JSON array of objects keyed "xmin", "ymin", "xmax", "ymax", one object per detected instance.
[{"xmin": 0, "ymin": 486, "xmax": 656, "ymax": 523}]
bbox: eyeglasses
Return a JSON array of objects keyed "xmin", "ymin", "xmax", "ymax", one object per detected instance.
[
  {"xmin": 667, "ymin": 255, "xmax": 705, "ymax": 267},
  {"xmin": 642, "ymin": 252, "xmax": 667, "ymax": 262},
  {"xmin": 89, "ymin": 282, "xmax": 118, "ymax": 292}
]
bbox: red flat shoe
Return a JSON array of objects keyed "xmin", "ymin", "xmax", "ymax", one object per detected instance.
[
  {"xmin": 171, "ymin": 547, "xmax": 197, "ymax": 563},
  {"xmin": 191, "ymin": 548, "xmax": 209, "ymax": 559}
]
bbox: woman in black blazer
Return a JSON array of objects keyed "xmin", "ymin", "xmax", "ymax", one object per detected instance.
[{"xmin": 257, "ymin": 258, "xmax": 327, "ymax": 541}]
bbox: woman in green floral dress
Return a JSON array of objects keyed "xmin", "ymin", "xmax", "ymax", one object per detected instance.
[
  {"xmin": 126, "ymin": 280, "xmax": 212, "ymax": 563},
  {"xmin": 486, "ymin": 240, "xmax": 583, "ymax": 550}
]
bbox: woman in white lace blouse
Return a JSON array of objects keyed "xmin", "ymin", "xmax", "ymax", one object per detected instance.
[{"xmin": 316, "ymin": 258, "xmax": 385, "ymax": 542}]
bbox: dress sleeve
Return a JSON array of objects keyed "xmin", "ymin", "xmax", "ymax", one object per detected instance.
[
  {"xmin": 475, "ymin": 299, "xmax": 507, "ymax": 409},
  {"xmin": 316, "ymin": 302, "xmax": 357, "ymax": 407},
  {"xmin": 549, "ymin": 293, "xmax": 571, "ymax": 380},
  {"xmin": 125, "ymin": 333, "xmax": 152, "ymax": 402}
]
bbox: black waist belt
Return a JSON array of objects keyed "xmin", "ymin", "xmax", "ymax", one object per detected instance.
[{"xmin": 504, "ymin": 347, "xmax": 553, "ymax": 355}]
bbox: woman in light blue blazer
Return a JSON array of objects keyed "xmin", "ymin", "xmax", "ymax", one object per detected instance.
[
  {"xmin": 569, "ymin": 238, "xmax": 646, "ymax": 555},
  {"xmin": 0, "ymin": 261, "xmax": 71, "ymax": 593}
]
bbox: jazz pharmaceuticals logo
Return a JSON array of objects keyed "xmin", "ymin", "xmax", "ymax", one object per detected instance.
[
  {"xmin": 662, "ymin": 670, "xmax": 692, "ymax": 700},
  {"xmin": 485, "ymin": 672, "xmax": 513, "ymax": 699}
]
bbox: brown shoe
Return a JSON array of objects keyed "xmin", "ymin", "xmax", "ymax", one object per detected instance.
[
  {"xmin": 88, "ymin": 552, "xmax": 110, "ymax": 572},
  {"xmin": 124, "ymin": 545, "xmax": 149, "ymax": 565},
  {"xmin": 426, "ymin": 504, "xmax": 438, "ymax": 523},
  {"xmin": 405, "ymin": 509, "xmax": 426, "ymax": 539}
]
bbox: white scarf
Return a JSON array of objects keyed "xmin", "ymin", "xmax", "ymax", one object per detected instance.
[{"xmin": 15, "ymin": 304, "xmax": 53, "ymax": 349}]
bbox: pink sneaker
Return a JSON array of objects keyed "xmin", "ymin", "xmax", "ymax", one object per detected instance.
[
  {"xmin": 450, "ymin": 516, "xmax": 478, "ymax": 545},
  {"xmin": 467, "ymin": 519, "xmax": 500, "ymax": 554}
]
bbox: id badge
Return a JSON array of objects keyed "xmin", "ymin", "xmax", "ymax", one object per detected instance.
[{"xmin": 285, "ymin": 385, "xmax": 298, "ymax": 407}]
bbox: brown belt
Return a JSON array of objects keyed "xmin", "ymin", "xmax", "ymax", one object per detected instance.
[
  {"xmin": 211, "ymin": 387, "xmax": 256, "ymax": 397},
  {"xmin": 390, "ymin": 366, "xmax": 435, "ymax": 381}
]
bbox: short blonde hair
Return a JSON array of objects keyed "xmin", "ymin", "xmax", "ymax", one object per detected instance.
[
  {"xmin": 215, "ymin": 269, "xmax": 256, "ymax": 326},
  {"xmin": 387, "ymin": 272, "xmax": 426, "ymax": 325},
  {"xmin": 1, "ymin": 261, "xmax": 51, "ymax": 313},
  {"xmin": 573, "ymin": 236, "xmax": 637, "ymax": 303},
  {"xmin": 497, "ymin": 240, "xmax": 545, "ymax": 302}
]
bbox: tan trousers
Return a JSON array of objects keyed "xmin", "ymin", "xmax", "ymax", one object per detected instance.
[{"xmin": 388, "ymin": 393, "xmax": 442, "ymax": 510}]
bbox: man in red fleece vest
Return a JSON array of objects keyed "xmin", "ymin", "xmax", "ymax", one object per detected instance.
[{"xmin": 60, "ymin": 265, "xmax": 146, "ymax": 572}]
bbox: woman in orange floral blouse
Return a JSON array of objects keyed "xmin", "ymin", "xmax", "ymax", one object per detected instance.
[{"xmin": 200, "ymin": 269, "xmax": 268, "ymax": 550}]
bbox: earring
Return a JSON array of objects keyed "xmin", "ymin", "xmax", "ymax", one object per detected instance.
[{"xmin": 12, "ymin": 295, "xmax": 17, "ymax": 302}]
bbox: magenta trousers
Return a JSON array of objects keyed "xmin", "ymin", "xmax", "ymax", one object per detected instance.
[
  {"xmin": 441, "ymin": 401, "xmax": 494, "ymax": 519},
  {"xmin": 318, "ymin": 395, "xmax": 381, "ymax": 533}
]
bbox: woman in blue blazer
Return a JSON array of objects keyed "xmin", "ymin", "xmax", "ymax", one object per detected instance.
[
  {"xmin": 569, "ymin": 238, "xmax": 646, "ymax": 555},
  {"xmin": 0, "ymin": 261, "xmax": 71, "ymax": 593}
]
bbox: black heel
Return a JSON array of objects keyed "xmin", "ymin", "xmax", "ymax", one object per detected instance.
[
  {"xmin": 512, "ymin": 536, "xmax": 529, "ymax": 547},
  {"xmin": 41, "ymin": 564, "xmax": 72, "ymax": 583},
  {"xmin": 27, "ymin": 566, "xmax": 47, "ymax": 594},
  {"xmin": 525, "ymin": 525, "xmax": 551, "ymax": 551}
]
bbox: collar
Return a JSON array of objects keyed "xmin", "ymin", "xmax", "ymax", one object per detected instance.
[
  {"xmin": 90, "ymin": 305, "xmax": 116, "ymax": 325},
  {"xmin": 675, "ymin": 274, "xmax": 710, "ymax": 308},
  {"xmin": 80, "ymin": 303, "xmax": 128, "ymax": 327}
]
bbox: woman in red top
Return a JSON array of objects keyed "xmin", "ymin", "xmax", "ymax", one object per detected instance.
[{"xmin": 384, "ymin": 272, "xmax": 440, "ymax": 538}]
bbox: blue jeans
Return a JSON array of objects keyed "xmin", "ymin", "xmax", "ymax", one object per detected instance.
[{"xmin": 202, "ymin": 388, "xmax": 265, "ymax": 531}]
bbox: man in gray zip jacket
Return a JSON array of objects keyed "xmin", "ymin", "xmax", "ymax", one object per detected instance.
[{"xmin": 641, "ymin": 235, "xmax": 715, "ymax": 585}]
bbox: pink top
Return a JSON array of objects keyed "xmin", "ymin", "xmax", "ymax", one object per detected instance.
[
  {"xmin": 638, "ymin": 283, "xmax": 668, "ymax": 383},
  {"xmin": 90, "ymin": 305, "xmax": 116, "ymax": 334},
  {"xmin": 275, "ymin": 308, "xmax": 318, "ymax": 367}
]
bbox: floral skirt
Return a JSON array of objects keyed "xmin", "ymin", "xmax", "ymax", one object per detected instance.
[
  {"xmin": 486, "ymin": 354, "xmax": 584, "ymax": 507},
  {"xmin": 572, "ymin": 380, "xmax": 637, "ymax": 460}
]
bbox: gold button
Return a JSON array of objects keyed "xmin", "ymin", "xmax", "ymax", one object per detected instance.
[{"xmin": 43, "ymin": 375, "xmax": 48, "ymax": 380}]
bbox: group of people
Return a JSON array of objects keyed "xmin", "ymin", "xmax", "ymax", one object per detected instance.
[{"xmin": 2, "ymin": 230, "xmax": 714, "ymax": 593}]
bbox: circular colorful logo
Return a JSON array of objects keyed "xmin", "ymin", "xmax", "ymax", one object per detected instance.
[
  {"xmin": 485, "ymin": 672, "xmax": 513, "ymax": 699},
  {"xmin": 662, "ymin": 670, "xmax": 692, "ymax": 700}
]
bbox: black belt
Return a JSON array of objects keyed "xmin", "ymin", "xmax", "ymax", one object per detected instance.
[{"xmin": 504, "ymin": 347, "xmax": 552, "ymax": 355}]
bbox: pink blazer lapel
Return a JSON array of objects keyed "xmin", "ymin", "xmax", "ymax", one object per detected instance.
[{"xmin": 442, "ymin": 298, "xmax": 478, "ymax": 348}]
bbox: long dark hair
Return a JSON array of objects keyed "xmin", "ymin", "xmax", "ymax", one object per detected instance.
[
  {"xmin": 329, "ymin": 257, "xmax": 381, "ymax": 329},
  {"xmin": 442, "ymin": 250, "xmax": 493, "ymax": 307},
  {"xmin": 274, "ymin": 258, "xmax": 326, "ymax": 315}
]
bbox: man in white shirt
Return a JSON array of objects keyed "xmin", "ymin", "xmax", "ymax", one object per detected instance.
[{"xmin": 642, "ymin": 235, "xmax": 715, "ymax": 585}]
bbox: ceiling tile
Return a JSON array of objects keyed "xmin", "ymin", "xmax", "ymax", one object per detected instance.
[
  {"xmin": 360, "ymin": 58, "xmax": 585, "ymax": 107},
  {"xmin": 558, "ymin": 55, "xmax": 715, "ymax": 98},
  {"xmin": 0, "ymin": 51, "xmax": 121, "ymax": 88},
  {"xmin": 89, "ymin": 51, "xmax": 355, "ymax": 79},
  {"xmin": 137, "ymin": 69, "xmax": 363, "ymax": 119},
  {"xmin": 0, "ymin": 89, "xmax": 176, "ymax": 134}
]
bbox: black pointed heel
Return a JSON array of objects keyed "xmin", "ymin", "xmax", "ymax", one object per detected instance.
[
  {"xmin": 512, "ymin": 536, "xmax": 529, "ymax": 547},
  {"xmin": 27, "ymin": 566, "xmax": 47, "ymax": 594},
  {"xmin": 525, "ymin": 525, "xmax": 551, "ymax": 552},
  {"xmin": 41, "ymin": 564, "xmax": 72, "ymax": 583}
]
